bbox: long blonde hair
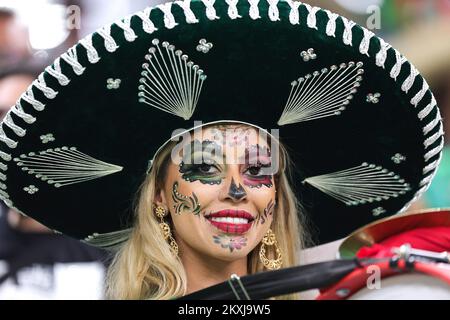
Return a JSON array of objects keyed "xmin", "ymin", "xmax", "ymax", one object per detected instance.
[{"xmin": 106, "ymin": 124, "xmax": 310, "ymax": 299}]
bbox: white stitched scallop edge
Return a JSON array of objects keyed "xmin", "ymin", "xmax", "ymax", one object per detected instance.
[{"xmin": 0, "ymin": 0, "xmax": 443, "ymax": 215}]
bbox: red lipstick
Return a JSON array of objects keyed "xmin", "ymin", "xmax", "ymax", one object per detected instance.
[{"xmin": 205, "ymin": 210, "xmax": 255, "ymax": 234}]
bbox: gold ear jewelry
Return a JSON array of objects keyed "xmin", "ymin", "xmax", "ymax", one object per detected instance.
[
  {"xmin": 259, "ymin": 228, "xmax": 282, "ymax": 270},
  {"xmin": 154, "ymin": 205, "xmax": 179, "ymax": 256}
]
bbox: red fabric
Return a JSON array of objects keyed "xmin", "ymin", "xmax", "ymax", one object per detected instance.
[{"xmin": 356, "ymin": 226, "xmax": 450, "ymax": 259}]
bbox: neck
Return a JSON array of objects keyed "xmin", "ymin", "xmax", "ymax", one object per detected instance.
[{"xmin": 179, "ymin": 239, "xmax": 248, "ymax": 295}]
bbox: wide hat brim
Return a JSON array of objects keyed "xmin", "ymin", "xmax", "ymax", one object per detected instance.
[
  {"xmin": 338, "ymin": 208, "xmax": 450, "ymax": 258},
  {"xmin": 0, "ymin": 0, "xmax": 444, "ymax": 246}
]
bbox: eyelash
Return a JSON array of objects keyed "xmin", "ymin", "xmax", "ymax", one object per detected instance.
[
  {"xmin": 244, "ymin": 164, "xmax": 272, "ymax": 176},
  {"xmin": 185, "ymin": 162, "xmax": 271, "ymax": 176},
  {"xmin": 188, "ymin": 163, "xmax": 220, "ymax": 175}
]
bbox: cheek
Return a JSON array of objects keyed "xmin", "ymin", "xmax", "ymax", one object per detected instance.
[
  {"xmin": 242, "ymin": 175, "xmax": 273, "ymax": 188},
  {"xmin": 169, "ymin": 180, "xmax": 222, "ymax": 214},
  {"xmin": 248, "ymin": 187, "xmax": 276, "ymax": 210}
]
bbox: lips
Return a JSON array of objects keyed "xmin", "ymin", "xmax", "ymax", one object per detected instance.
[{"xmin": 205, "ymin": 209, "xmax": 255, "ymax": 235}]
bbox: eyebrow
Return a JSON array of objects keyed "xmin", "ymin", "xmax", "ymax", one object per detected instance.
[
  {"xmin": 181, "ymin": 139, "xmax": 224, "ymax": 164},
  {"xmin": 238, "ymin": 144, "xmax": 272, "ymax": 164},
  {"xmin": 181, "ymin": 141, "xmax": 272, "ymax": 166}
]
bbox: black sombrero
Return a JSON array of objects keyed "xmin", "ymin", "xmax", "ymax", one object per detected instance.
[{"xmin": 0, "ymin": 0, "xmax": 444, "ymax": 247}]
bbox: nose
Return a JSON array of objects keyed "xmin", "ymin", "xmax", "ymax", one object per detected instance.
[{"xmin": 220, "ymin": 174, "xmax": 248, "ymax": 202}]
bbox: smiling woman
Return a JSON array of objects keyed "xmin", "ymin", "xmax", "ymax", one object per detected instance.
[
  {"xmin": 0, "ymin": 0, "xmax": 442, "ymax": 301},
  {"xmin": 106, "ymin": 124, "xmax": 306, "ymax": 299}
]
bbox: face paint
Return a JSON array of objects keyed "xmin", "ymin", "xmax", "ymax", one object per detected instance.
[
  {"xmin": 171, "ymin": 181, "xmax": 202, "ymax": 216},
  {"xmin": 213, "ymin": 234, "xmax": 247, "ymax": 252},
  {"xmin": 241, "ymin": 144, "xmax": 274, "ymax": 189},
  {"xmin": 210, "ymin": 127, "xmax": 254, "ymax": 147},
  {"xmin": 179, "ymin": 140, "xmax": 225, "ymax": 185},
  {"xmin": 259, "ymin": 199, "xmax": 275, "ymax": 225},
  {"xmin": 228, "ymin": 177, "xmax": 247, "ymax": 200},
  {"xmin": 166, "ymin": 126, "xmax": 276, "ymax": 263}
]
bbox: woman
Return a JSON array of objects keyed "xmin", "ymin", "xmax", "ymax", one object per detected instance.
[
  {"xmin": 0, "ymin": 0, "xmax": 443, "ymax": 299},
  {"xmin": 109, "ymin": 124, "xmax": 310, "ymax": 299},
  {"xmin": 106, "ymin": 123, "xmax": 306, "ymax": 299}
]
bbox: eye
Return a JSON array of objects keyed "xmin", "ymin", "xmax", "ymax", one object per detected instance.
[
  {"xmin": 244, "ymin": 162, "xmax": 273, "ymax": 177},
  {"xmin": 197, "ymin": 163, "xmax": 219, "ymax": 174},
  {"xmin": 246, "ymin": 166, "xmax": 262, "ymax": 176}
]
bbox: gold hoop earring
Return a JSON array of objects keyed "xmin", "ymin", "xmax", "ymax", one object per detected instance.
[
  {"xmin": 259, "ymin": 228, "xmax": 282, "ymax": 270},
  {"xmin": 154, "ymin": 205, "xmax": 179, "ymax": 256}
]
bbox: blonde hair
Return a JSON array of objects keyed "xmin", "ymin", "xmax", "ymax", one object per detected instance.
[{"xmin": 106, "ymin": 124, "xmax": 309, "ymax": 299}]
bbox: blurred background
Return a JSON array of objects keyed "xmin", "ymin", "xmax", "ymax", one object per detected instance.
[{"xmin": 0, "ymin": 0, "xmax": 449, "ymax": 299}]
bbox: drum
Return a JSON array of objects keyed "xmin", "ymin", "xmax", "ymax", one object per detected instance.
[{"xmin": 317, "ymin": 255, "xmax": 450, "ymax": 300}]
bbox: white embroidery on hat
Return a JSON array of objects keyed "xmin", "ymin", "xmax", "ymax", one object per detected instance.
[
  {"xmin": 79, "ymin": 34, "xmax": 101, "ymax": 64},
  {"xmin": 372, "ymin": 207, "xmax": 385, "ymax": 217},
  {"xmin": 11, "ymin": 102, "xmax": 36, "ymax": 124},
  {"xmin": 34, "ymin": 74, "xmax": 58, "ymax": 99},
  {"xmin": 23, "ymin": 185, "xmax": 39, "ymax": 195},
  {"xmin": 0, "ymin": 189, "xmax": 9, "ymax": 199},
  {"xmin": 278, "ymin": 61, "xmax": 364, "ymax": 125},
  {"xmin": 402, "ymin": 65, "xmax": 419, "ymax": 93},
  {"xmin": 176, "ymin": 0, "xmax": 199, "ymax": 23},
  {"xmin": 0, "ymin": 117, "xmax": 19, "ymax": 147},
  {"xmin": 83, "ymin": 228, "xmax": 132, "ymax": 249},
  {"xmin": 248, "ymin": 0, "xmax": 261, "ymax": 20},
  {"xmin": 106, "ymin": 78, "xmax": 121, "ymax": 90},
  {"xmin": 225, "ymin": 0, "xmax": 241, "ymax": 19},
  {"xmin": 196, "ymin": 39, "xmax": 213, "ymax": 53},
  {"xmin": 14, "ymin": 147, "xmax": 123, "ymax": 188},
  {"xmin": 97, "ymin": 25, "xmax": 120, "ymax": 52},
  {"xmin": 304, "ymin": 3, "xmax": 320, "ymax": 30},
  {"xmin": 115, "ymin": 15, "xmax": 137, "ymax": 42},
  {"xmin": 423, "ymin": 152, "xmax": 442, "ymax": 175},
  {"xmin": 359, "ymin": 28, "xmax": 375, "ymax": 56},
  {"xmin": 157, "ymin": 2, "xmax": 178, "ymax": 29},
  {"xmin": 201, "ymin": 0, "xmax": 219, "ymax": 20},
  {"xmin": 45, "ymin": 58, "xmax": 71, "ymax": 85},
  {"xmin": 391, "ymin": 153, "xmax": 406, "ymax": 164},
  {"xmin": 425, "ymin": 139, "xmax": 443, "ymax": 162},
  {"xmin": 424, "ymin": 122, "xmax": 444, "ymax": 149},
  {"xmin": 390, "ymin": 51, "xmax": 407, "ymax": 81},
  {"xmin": 324, "ymin": 10, "xmax": 339, "ymax": 37},
  {"xmin": 418, "ymin": 96, "xmax": 437, "ymax": 121},
  {"xmin": 0, "ymin": 151, "xmax": 11, "ymax": 162},
  {"xmin": 61, "ymin": 46, "xmax": 86, "ymax": 75},
  {"xmin": 300, "ymin": 48, "xmax": 317, "ymax": 62},
  {"xmin": 342, "ymin": 18, "xmax": 356, "ymax": 46},
  {"xmin": 375, "ymin": 38, "xmax": 391, "ymax": 69},
  {"xmin": 136, "ymin": 7, "xmax": 158, "ymax": 34},
  {"xmin": 303, "ymin": 163, "xmax": 411, "ymax": 206},
  {"xmin": 267, "ymin": 0, "xmax": 280, "ymax": 21},
  {"xmin": 366, "ymin": 93, "xmax": 381, "ymax": 104},
  {"xmin": 411, "ymin": 80, "xmax": 429, "ymax": 107},
  {"xmin": 423, "ymin": 112, "xmax": 442, "ymax": 135},
  {"xmin": 3, "ymin": 113, "xmax": 26, "ymax": 137},
  {"xmin": 138, "ymin": 39, "xmax": 207, "ymax": 120},
  {"xmin": 40, "ymin": 133, "xmax": 55, "ymax": 144},
  {"xmin": 285, "ymin": 0, "xmax": 301, "ymax": 24}
]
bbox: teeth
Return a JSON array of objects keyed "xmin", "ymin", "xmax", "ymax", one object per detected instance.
[{"xmin": 210, "ymin": 217, "xmax": 249, "ymax": 224}]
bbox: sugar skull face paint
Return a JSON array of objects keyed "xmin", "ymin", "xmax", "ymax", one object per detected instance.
[
  {"xmin": 240, "ymin": 145, "xmax": 274, "ymax": 189},
  {"xmin": 178, "ymin": 140, "xmax": 226, "ymax": 185},
  {"xmin": 171, "ymin": 181, "xmax": 202, "ymax": 216},
  {"xmin": 213, "ymin": 234, "xmax": 247, "ymax": 252},
  {"xmin": 156, "ymin": 125, "xmax": 278, "ymax": 261}
]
